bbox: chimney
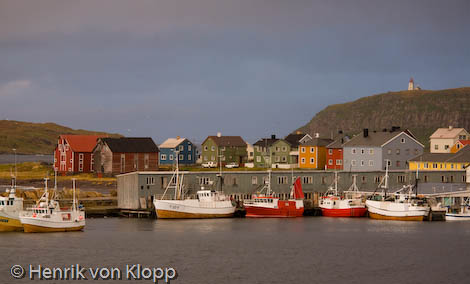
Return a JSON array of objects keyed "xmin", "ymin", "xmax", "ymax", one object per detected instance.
[
  {"xmin": 449, "ymin": 126, "xmax": 453, "ymax": 130},
  {"xmin": 217, "ymin": 132, "xmax": 222, "ymax": 137},
  {"xmin": 176, "ymin": 136, "xmax": 180, "ymax": 140},
  {"xmin": 363, "ymin": 128, "xmax": 369, "ymax": 138},
  {"xmin": 315, "ymin": 133, "xmax": 320, "ymax": 138},
  {"xmin": 296, "ymin": 131, "xmax": 302, "ymax": 135},
  {"xmin": 271, "ymin": 134, "xmax": 276, "ymax": 139}
]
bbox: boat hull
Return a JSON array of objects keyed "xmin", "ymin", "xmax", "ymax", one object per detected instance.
[
  {"xmin": 154, "ymin": 200, "xmax": 236, "ymax": 219},
  {"xmin": 321, "ymin": 207, "xmax": 367, "ymax": 217},
  {"xmin": 20, "ymin": 217, "xmax": 85, "ymax": 233},
  {"xmin": 445, "ymin": 213, "xmax": 470, "ymax": 221},
  {"xmin": 0, "ymin": 215, "xmax": 23, "ymax": 232},
  {"xmin": 245, "ymin": 200, "xmax": 304, "ymax": 218},
  {"xmin": 366, "ymin": 200, "xmax": 429, "ymax": 221},
  {"xmin": 23, "ymin": 223, "xmax": 85, "ymax": 233}
]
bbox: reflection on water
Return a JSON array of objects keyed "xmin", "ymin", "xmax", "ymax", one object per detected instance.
[{"xmin": 1, "ymin": 217, "xmax": 470, "ymax": 284}]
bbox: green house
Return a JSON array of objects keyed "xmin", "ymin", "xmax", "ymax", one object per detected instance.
[{"xmin": 201, "ymin": 135, "xmax": 247, "ymax": 166}]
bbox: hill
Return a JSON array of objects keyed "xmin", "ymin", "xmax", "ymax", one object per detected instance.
[
  {"xmin": 0, "ymin": 120, "xmax": 122, "ymax": 154},
  {"xmin": 297, "ymin": 87, "xmax": 470, "ymax": 147}
]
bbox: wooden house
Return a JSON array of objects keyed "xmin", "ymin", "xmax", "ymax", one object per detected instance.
[
  {"xmin": 53, "ymin": 135, "xmax": 104, "ymax": 174},
  {"xmin": 93, "ymin": 137, "xmax": 159, "ymax": 175}
]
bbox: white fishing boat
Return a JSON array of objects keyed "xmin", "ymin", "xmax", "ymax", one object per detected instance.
[
  {"xmin": 0, "ymin": 178, "xmax": 24, "ymax": 232},
  {"xmin": 366, "ymin": 162, "xmax": 430, "ymax": 221},
  {"xmin": 20, "ymin": 178, "xmax": 85, "ymax": 233},
  {"xmin": 446, "ymin": 196, "xmax": 470, "ymax": 221},
  {"xmin": 153, "ymin": 153, "xmax": 236, "ymax": 219}
]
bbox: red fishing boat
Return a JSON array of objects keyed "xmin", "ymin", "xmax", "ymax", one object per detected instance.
[
  {"xmin": 320, "ymin": 173, "xmax": 367, "ymax": 217},
  {"xmin": 244, "ymin": 172, "xmax": 304, "ymax": 218}
]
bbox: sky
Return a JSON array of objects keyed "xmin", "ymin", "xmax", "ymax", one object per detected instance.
[{"xmin": 1, "ymin": 0, "xmax": 469, "ymax": 145}]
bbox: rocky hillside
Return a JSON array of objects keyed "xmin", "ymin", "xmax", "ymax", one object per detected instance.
[
  {"xmin": 297, "ymin": 87, "xmax": 470, "ymax": 147},
  {"xmin": 0, "ymin": 120, "xmax": 122, "ymax": 154}
]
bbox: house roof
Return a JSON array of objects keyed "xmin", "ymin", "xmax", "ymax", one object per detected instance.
[
  {"xmin": 302, "ymin": 138, "xmax": 333, "ymax": 147},
  {"xmin": 61, "ymin": 135, "xmax": 104, "ymax": 152},
  {"xmin": 326, "ymin": 136, "xmax": 350, "ymax": 148},
  {"xmin": 253, "ymin": 138, "xmax": 279, "ymax": 147},
  {"xmin": 160, "ymin": 138, "xmax": 186, "ymax": 148},
  {"xmin": 284, "ymin": 133, "xmax": 304, "ymax": 147},
  {"xmin": 457, "ymin": 140, "xmax": 470, "ymax": 146},
  {"xmin": 204, "ymin": 136, "xmax": 246, "ymax": 147},
  {"xmin": 343, "ymin": 129, "xmax": 421, "ymax": 148},
  {"xmin": 410, "ymin": 145, "xmax": 470, "ymax": 163},
  {"xmin": 430, "ymin": 127, "xmax": 467, "ymax": 139},
  {"xmin": 100, "ymin": 137, "xmax": 159, "ymax": 153}
]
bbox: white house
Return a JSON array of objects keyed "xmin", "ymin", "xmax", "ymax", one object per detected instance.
[{"xmin": 430, "ymin": 127, "xmax": 469, "ymax": 153}]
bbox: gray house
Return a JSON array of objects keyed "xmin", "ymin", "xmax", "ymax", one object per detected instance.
[{"xmin": 343, "ymin": 128, "xmax": 424, "ymax": 171}]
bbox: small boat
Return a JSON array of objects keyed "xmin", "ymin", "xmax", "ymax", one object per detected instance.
[
  {"xmin": 20, "ymin": 178, "xmax": 85, "ymax": 233},
  {"xmin": 243, "ymin": 171, "xmax": 304, "ymax": 218},
  {"xmin": 446, "ymin": 196, "xmax": 470, "ymax": 221},
  {"xmin": 319, "ymin": 173, "xmax": 367, "ymax": 217},
  {"xmin": 366, "ymin": 163, "xmax": 430, "ymax": 221},
  {"xmin": 0, "ymin": 178, "xmax": 24, "ymax": 232},
  {"xmin": 153, "ymin": 154, "xmax": 236, "ymax": 219}
]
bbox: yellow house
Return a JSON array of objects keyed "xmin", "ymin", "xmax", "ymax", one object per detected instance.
[
  {"xmin": 409, "ymin": 145, "xmax": 470, "ymax": 171},
  {"xmin": 298, "ymin": 138, "xmax": 333, "ymax": 169}
]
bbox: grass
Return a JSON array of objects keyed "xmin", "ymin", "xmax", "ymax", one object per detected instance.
[{"xmin": 0, "ymin": 162, "xmax": 116, "ymax": 182}]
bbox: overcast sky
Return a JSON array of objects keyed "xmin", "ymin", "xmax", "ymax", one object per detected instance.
[{"xmin": 1, "ymin": 0, "xmax": 469, "ymax": 144}]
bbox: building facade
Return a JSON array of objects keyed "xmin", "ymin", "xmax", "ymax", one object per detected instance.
[
  {"xmin": 201, "ymin": 134, "xmax": 247, "ymax": 166},
  {"xmin": 53, "ymin": 135, "xmax": 104, "ymax": 174},
  {"xmin": 298, "ymin": 138, "xmax": 333, "ymax": 169},
  {"xmin": 409, "ymin": 145, "xmax": 470, "ymax": 173},
  {"xmin": 93, "ymin": 137, "xmax": 159, "ymax": 175},
  {"xmin": 159, "ymin": 137, "xmax": 196, "ymax": 166},
  {"xmin": 430, "ymin": 127, "xmax": 469, "ymax": 153}
]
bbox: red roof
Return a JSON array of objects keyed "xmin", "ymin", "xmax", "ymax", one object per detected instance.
[
  {"xmin": 459, "ymin": 140, "xmax": 470, "ymax": 146},
  {"xmin": 61, "ymin": 135, "xmax": 105, "ymax": 152}
]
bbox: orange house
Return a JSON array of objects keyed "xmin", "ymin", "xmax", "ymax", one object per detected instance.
[
  {"xmin": 450, "ymin": 140, "xmax": 470, "ymax": 153},
  {"xmin": 298, "ymin": 138, "xmax": 333, "ymax": 169}
]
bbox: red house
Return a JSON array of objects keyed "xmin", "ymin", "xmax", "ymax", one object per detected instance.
[
  {"xmin": 326, "ymin": 137, "xmax": 347, "ymax": 170},
  {"xmin": 53, "ymin": 135, "xmax": 105, "ymax": 174}
]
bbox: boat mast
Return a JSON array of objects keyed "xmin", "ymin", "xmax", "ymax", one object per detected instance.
[
  {"xmin": 382, "ymin": 160, "xmax": 389, "ymax": 198},
  {"xmin": 175, "ymin": 150, "xmax": 180, "ymax": 200},
  {"xmin": 72, "ymin": 178, "xmax": 77, "ymax": 211},
  {"xmin": 334, "ymin": 171, "xmax": 338, "ymax": 196}
]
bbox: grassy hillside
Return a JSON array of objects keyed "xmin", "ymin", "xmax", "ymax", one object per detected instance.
[
  {"xmin": 0, "ymin": 120, "xmax": 122, "ymax": 154},
  {"xmin": 297, "ymin": 87, "xmax": 470, "ymax": 147}
]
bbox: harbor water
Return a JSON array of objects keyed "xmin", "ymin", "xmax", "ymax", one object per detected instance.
[{"xmin": 1, "ymin": 217, "xmax": 470, "ymax": 284}]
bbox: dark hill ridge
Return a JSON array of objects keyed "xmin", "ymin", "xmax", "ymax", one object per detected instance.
[
  {"xmin": 297, "ymin": 87, "xmax": 470, "ymax": 147},
  {"xmin": 0, "ymin": 120, "xmax": 122, "ymax": 154}
]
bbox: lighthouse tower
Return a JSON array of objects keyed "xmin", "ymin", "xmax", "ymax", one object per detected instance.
[{"xmin": 408, "ymin": 77, "xmax": 414, "ymax": 90}]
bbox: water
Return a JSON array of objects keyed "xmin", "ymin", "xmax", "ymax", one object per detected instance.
[{"xmin": 1, "ymin": 217, "xmax": 470, "ymax": 284}]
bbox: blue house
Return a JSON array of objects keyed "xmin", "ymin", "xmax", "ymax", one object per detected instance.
[{"xmin": 159, "ymin": 137, "xmax": 196, "ymax": 166}]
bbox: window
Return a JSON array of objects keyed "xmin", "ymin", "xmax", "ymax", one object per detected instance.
[
  {"xmin": 369, "ymin": 149, "xmax": 374, "ymax": 155},
  {"xmin": 434, "ymin": 145, "xmax": 438, "ymax": 150},
  {"xmin": 204, "ymin": 146, "xmax": 208, "ymax": 151},
  {"xmin": 275, "ymin": 156, "xmax": 280, "ymax": 162},
  {"xmin": 204, "ymin": 156, "xmax": 208, "ymax": 161},
  {"xmin": 387, "ymin": 149, "xmax": 392, "ymax": 155},
  {"xmin": 396, "ymin": 161, "xmax": 401, "ymax": 167},
  {"xmin": 336, "ymin": 159, "xmax": 342, "ymax": 165},
  {"xmin": 444, "ymin": 145, "xmax": 449, "ymax": 150},
  {"xmin": 310, "ymin": 158, "xmax": 315, "ymax": 164},
  {"xmin": 220, "ymin": 146, "xmax": 225, "ymax": 151},
  {"xmin": 169, "ymin": 155, "xmax": 174, "ymax": 161},
  {"xmin": 361, "ymin": 149, "xmax": 365, "ymax": 154},
  {"xmin": 278, "ymin": 176, "xmax": 288, "ymax": 184},
  {"xmin": 251, "ymin": 176, "xmax": 258, "ymax": 185},
  {"xmin": 310, "ymin": 147, "xmax": 315, "ymax": 153},
  {"xmin": 369, "ymin": 160, "xmax": 374, "ymax": 166},
  {"xmin": 256, "ymin": 156, "xmax": 261, "ymax": 162},
  {"xmin": 396, "ymin": 149, "xmax": 400, "ymax": 155},
  {"xmin": 303, "ymin": 176, "xmax": 313, "ymax": 184},
  {"xmin": 281, "ymin": 156, "xmax": 287, "ymax": 162},
  {"xmin": 351, "ymin": 160, "xmax": 356, "ymax": 166},
  {"xmin": 146, "ymin": 177, "xmax": 155, "ymax": 185},
  {"xmin": 232, "ymin": 177, "xmax": 238, "ymax": 186},
  {"xmin": 263, "ymin": 176, "xmax": 269, "ymax": 185},
  {"xmin": 120, "ymin": 154, "xmax": 125, "ymax": 173},
  {"xmin": 211, "ymin": 146, "xmax": 215, "ymax": 151},
  {"xmin": 275, "ymin": 147, "xmax": 280, "ymax": 152},
  {"xmin": 144, "ymin": 154, "xmax": 149, "ymax": 169},
  {"xmin": 424, "ymin": 163, "xmax": 428, "ymax": 169},
  {"xmin": 424, "ymin": 175, "xmax": 428, "ymax": 182},
  {"xmin": 401, "ymin": 138, "xmax": 405, "ymax": 143},
  {"xmin": 199, "ymin": 177, "xmax": 211, "ymax": 185},
  {"xmin": 387, "ymin": 160, "xmax": 391, "ymax": 166},
  {"xmin": 188, "ymin": 154, "xmax": 192, "ymax": 161},
  {"xmin": 301, "ymin": 147, "xmax": 306, "ymax": 153},
  {"xmin": 463, "ymin": 175, "xmax": 467, "ymax": 182},
  {"xmin": 282, "ymin": 146, "xmax": 287, "ymax": 152},
  {"xmin": 433, "ymin": 163, "xmax": 438, "ymax": 169},
  {"xmin": 374, "ymin": 176, "xmax": 381, "ymax": 183},
  {"xmin": 352, "ymin": 148, "xmax": 356, "ymax": 154},
  {"xmin": 179, "ymin": 145, "xmax": 184, "ymax": 151},
  {"xmin": 328, "ymin": 149, "xmax": 333, "ymax": 155},
  {"xmin": 328, "ymin": 159, "xmax": 333, "ymax": 165},
  {"xmin": 360, "ymin": 160, "xmax": 364, "ymax": 166},
  {"xmin": 301, "ymin": 158, "xmax": 306, "ymax": 164},
  {"xmin": 78, "ymin": 154, "xmax": 84, "ymax": 172},
  {"xmin": 211, "ymin": 155, "xmax": 215, "ymax": 161},
  {"xmin": 134, "ymin": 154, "xmax": 138, "ymax": 169},
  {"xmin": 321, "ymin": 176, "xmax": 327, "ymax": 184},
  {"xmin": 397, "ymin": 175, "xmax": 406, "ymax": 183},
  {"xmin": 441, "ymin": 176, "xmax": 445, "ymax": 182},
  {"xmin": 179, "ymin": 154, "xmax": 184, "ymax": 161},
  {"xmin": 91, "ymin": 154, "xmax": 94, "ymax": 172},
  {"xmin": 361, "ymin": 176, "xmax": 367, "ymax": 183},
  {"xmin": 188, "ymin": 145, "xmax": 192, "ymax": 151}
]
